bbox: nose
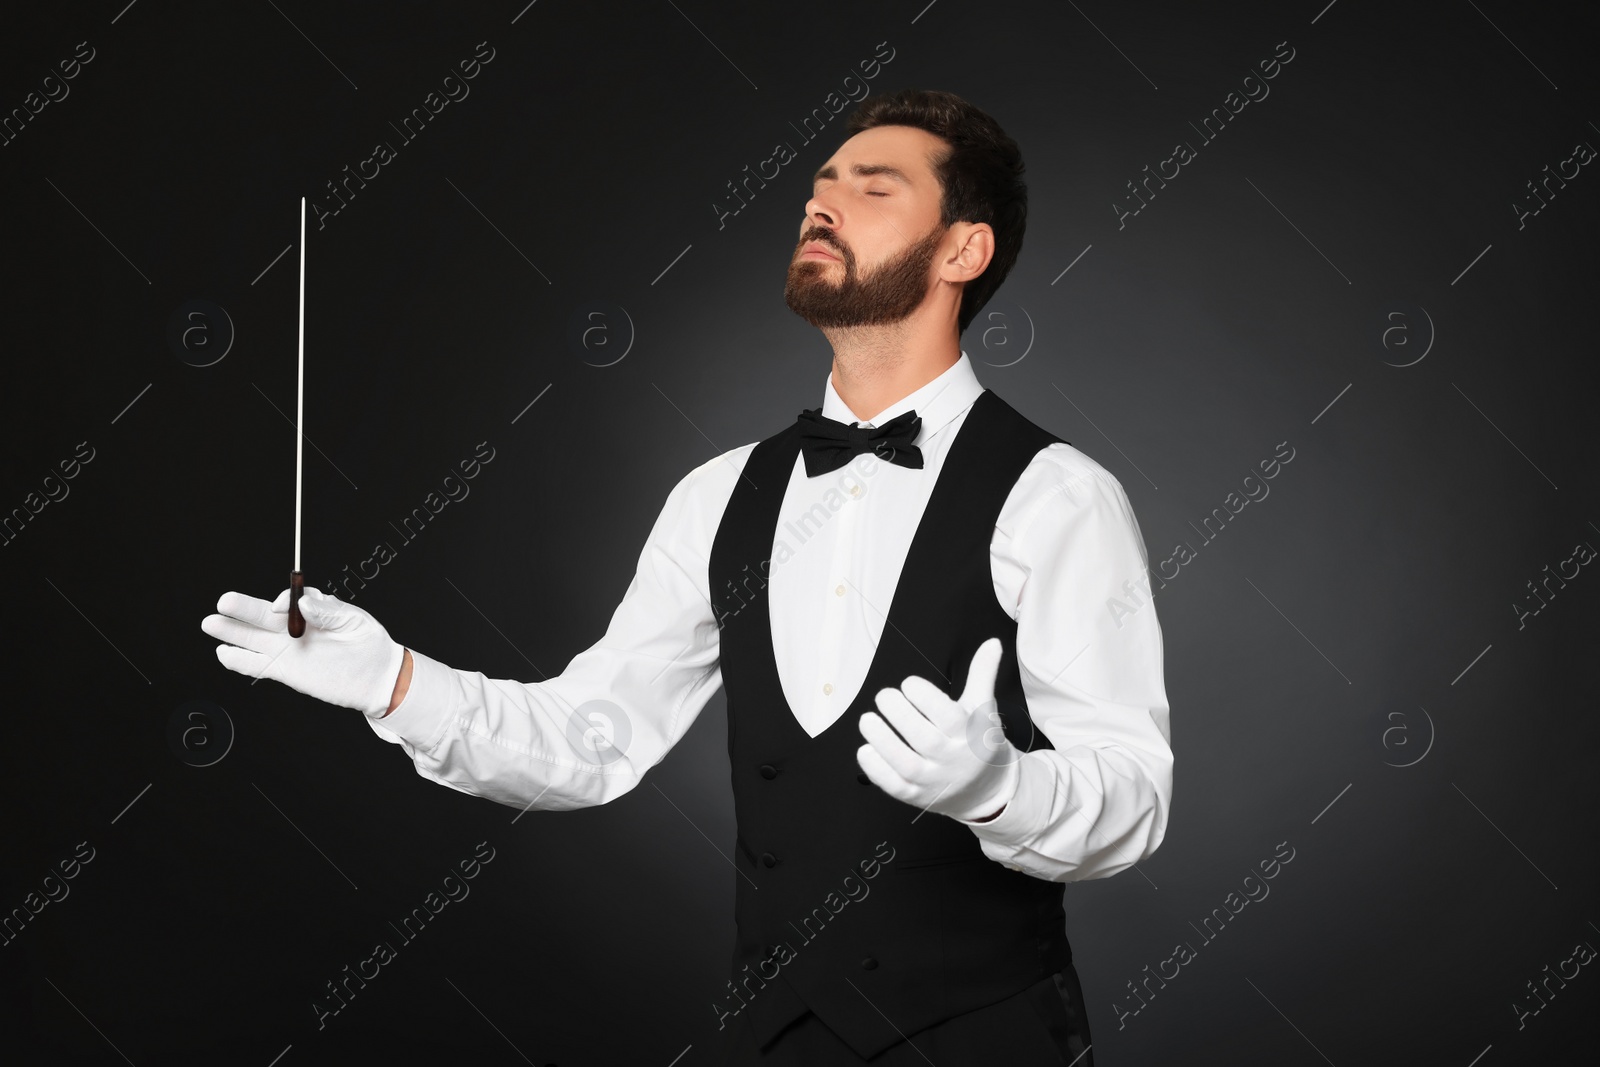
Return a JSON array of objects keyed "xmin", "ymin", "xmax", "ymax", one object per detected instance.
[{"xmin": 803, "ymin": 181, "xmax": 844, "ymax": 233}]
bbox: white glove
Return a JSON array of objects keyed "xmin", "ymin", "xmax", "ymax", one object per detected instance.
[
  {"xmin": 201, "ymin": 586, "xmax": 406, "ymax": 716},
  {"xmin": 856, "ymin": 636, "xmax": 1022, "ymax": 823}
]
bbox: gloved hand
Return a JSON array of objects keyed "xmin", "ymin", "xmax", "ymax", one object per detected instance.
[
  {"xmin": 201, "ymin": 586, "xmax": 406, "ymax": 716},
  {"xmin": 856, "ymin": 636, "xmax": 1022, "ymax": 823}
]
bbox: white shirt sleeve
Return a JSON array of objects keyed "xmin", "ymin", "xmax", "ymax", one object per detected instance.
[
  {"xmin": 959, "ymin": 445, "xmax": 1174, "ymax": 882},
  {"xmin": 360, "ymin": 448, "xmax": 746, "ymax": 813}
]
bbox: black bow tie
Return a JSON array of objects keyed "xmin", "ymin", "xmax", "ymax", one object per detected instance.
[{"xmin": 796, "ymin": 407, "xmax": 925, "ymax": 477}]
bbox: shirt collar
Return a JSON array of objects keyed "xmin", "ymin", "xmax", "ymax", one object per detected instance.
[{"xmin": 819, "ymin": 351, "xmax": 983, "ymax": 442}]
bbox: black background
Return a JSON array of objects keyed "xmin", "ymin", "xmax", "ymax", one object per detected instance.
[{"xmin": 2, "ymin": 1, "xmax": 1596, "ymax": 1064}]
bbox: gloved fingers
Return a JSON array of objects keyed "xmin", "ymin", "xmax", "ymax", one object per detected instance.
[
  {"xmin": 858, "ymin": 708, "xmax": 929, "ymax": 782},
  {"xmin": 215, "ymin": 641, "xmax": 271, "ymax": 679},
  {"xmin": 897, "ymin": 638, "xmax": 1003, "ymax": 735},
  {"xmin": 856, "ymin": 743, "xmax": 917, "ymax": 804},
  {"xmin": 216, "ymin": 590, "xmax": 285, "ymax": 631},
  {"xmin": 897, "ymin": 675, "xmax": 969, "ymax": 737},
  {"xmin": 201, "ymin": 613, "xmax": 283, "ymax": 655},
  {"xmin": 269, "ymin": 585, "xmax": 327, "ymax": 613},
  {"xmin": 871, "ymin": 685, "xmax": 949, "ymax": 754}
]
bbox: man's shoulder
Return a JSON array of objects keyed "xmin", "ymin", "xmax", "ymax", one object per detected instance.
[
  {"xmin": 639, "ymin": 441, "xmax": 764, "ymax": 550},
  {"xmin": 1000, "ymin": 439, "xmax": 1135, "ymax": 536},
  {"xmin": 1023, "ymin": 439, "xmax": 1124, "ymax": 493},
  {"xmin": 658, "ymin": 402, "xmax": 808, "ymax": 520},
  {"xmin": 665, "ymin": 440, "xmax": 762, "ymax": 510},
  {"xmin": 975, "ymin": 388, "xmax": 1118, "ymax": 491}
]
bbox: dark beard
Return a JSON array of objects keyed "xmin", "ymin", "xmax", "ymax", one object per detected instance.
[{"xmin": 783, "ymin": 223, "xmax": 946, "ymax": 329}]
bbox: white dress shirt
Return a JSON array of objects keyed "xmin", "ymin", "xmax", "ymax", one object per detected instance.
[{"xmin": 367, "ymin": 352, "xmax": 1173, "ymax": 882}]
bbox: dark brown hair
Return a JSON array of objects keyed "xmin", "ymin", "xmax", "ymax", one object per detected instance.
[{"xmin": 843, "ymin": 89, "xmax": 1027, "ymax": 334}]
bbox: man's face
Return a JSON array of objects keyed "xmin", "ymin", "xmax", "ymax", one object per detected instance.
[{"xmin": 784, "ymin": 125, "xmax": 950, "ymax": 329}]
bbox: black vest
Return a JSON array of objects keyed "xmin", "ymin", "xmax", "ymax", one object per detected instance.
[{"xmin": 707, "ymin": 388, "xmax": 1074, "ymax": 1059}]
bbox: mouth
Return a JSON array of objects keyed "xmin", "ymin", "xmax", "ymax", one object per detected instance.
[{"xmin": 800, "ymin": 242, "xmax": 841, "ymax": 262}]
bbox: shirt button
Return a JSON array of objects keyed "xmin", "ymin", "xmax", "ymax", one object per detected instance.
[
  {"xmin": 761, "ymin": 852, "xmax": 779, "ymax": 868},
  {"xmin": 835, "ymin": 584, "xmax": 845, "ymax": 596},
  {"xmin": 822, "ymin": 682, "xmax": 833, "ymax": 695},
  {"xmin": 859, "ymin": 956, "xmax": 878, "ymax": 970},
  {"xmin": 759, "ymin": 763, "xmax": 778, "ymax": 780},
  {"xmin": 849, "ymin": 485, "xmax": 861, "ymax": 497}
]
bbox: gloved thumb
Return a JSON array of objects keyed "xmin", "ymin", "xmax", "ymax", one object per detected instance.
[
  {"xmin": 300, "ymin": 589, "xmax": 373, "ymax": 637},
  {"xmin": 958, "ymin": 636, "xmax": 1004, "ymax": 709},
  {"xmin": 296, "ymin": 587, "xmax": 341, "ymax": 623}
]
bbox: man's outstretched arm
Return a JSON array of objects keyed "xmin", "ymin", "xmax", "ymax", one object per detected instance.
[{"xmin": 205, "ymin": 447, "xmax": 746, "ymax": 813}]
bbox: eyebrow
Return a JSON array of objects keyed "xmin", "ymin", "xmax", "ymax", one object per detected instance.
[{"xmin": 812, "ymin": 162, "xmax": 914, "ymax": 186}]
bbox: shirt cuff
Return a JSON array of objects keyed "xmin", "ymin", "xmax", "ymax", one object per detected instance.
[
  {"xmin": 362, "ymin": 648, "xmax": 456, "ymax": 751},
  {"xmin": 956, "ymin": 753, "xmax": 1052, "ymax": 860}
]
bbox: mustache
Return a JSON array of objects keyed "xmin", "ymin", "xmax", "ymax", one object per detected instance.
[{"xmin": 798, "ymin": 231, "xmax": 847, "ymax": 259}]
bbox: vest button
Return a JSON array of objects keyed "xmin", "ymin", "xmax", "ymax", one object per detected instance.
[
  {"xmin": 759, "ymin": 763, "xmax": 778, "ymax": 779},
  {"xmin": 857, "ymin": 771, "xmax": 870, "ymax": 785},
  {"xmin": 761, "ymin": 852, "xmax": 778, "ymax": 868},
  {"xmin": 859, "ymin": 956, "xmax": 878, "ymax": 970}
]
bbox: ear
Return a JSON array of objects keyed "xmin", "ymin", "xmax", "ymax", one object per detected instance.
[{"xmin": 938, "ymin": 222, "xmax": 994, "ymax": 285}]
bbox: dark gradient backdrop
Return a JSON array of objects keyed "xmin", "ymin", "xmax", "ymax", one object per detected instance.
[{"xmin": 2, "ymin": 1, "xmax": 1596, "ymax": 1064}]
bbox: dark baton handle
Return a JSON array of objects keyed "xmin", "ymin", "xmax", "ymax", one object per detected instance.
[{"xmin": 288, "ymin": 570, "xmax": 306, "ymax": 638}]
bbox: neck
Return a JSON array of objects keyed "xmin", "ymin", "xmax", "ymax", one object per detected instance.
[{"xmin": 824, "ymin": 316, "xmax": 961, "ymax": 423}]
